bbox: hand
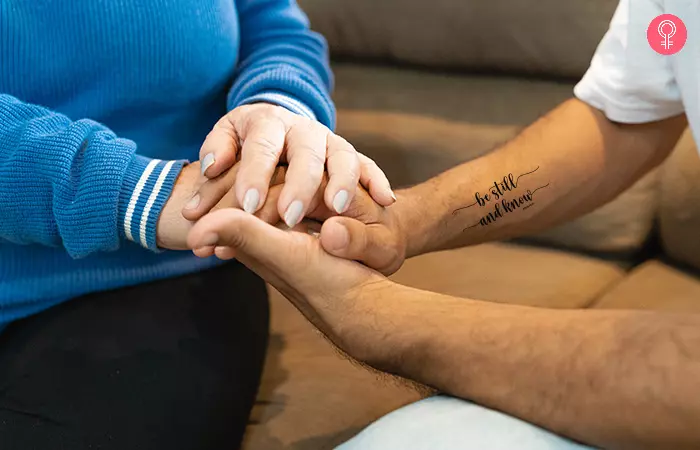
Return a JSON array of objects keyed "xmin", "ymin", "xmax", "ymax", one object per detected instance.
[
  {"xmin": 188, "ymin": 164, "xmax": 409, "ymax": 275},
  {"xmin": 187, "ymin": 208, "xmax": 396, "ymax": 355},
  {"xmin": 157, "ymin": 162, "xmax": 286, "ymax": 250},
  {"xmin": 315, "ymin": 190, "xmax": 408, "ymax": 276},
  {"xmin": 195, "ymin": 103, "xmax": 395, "ymax": 227}
]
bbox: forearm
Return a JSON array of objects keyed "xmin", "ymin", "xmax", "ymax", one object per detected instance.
[
  {"xmin": 0, "ymin": 93, "xmax": 183, "ymax": 256},
  {"xmin": 395, "ymin": 99, "xmax": 686, "ymax": 257},
  {"xmin": 348, "ymin": 284, "xmax": 700, "ymax": 449}
]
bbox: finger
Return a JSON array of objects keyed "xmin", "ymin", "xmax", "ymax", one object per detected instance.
[
  {"xmin": 188, "ymin": 209, "xmax": 377, "ymax": 301},
  {"xmin": 324, "ymin": 134, "xmax": 361, "ymax": 214},
  {"xmin": 234, "ymin": 116, "xmax": 287, "ymax": 214},
  {"xmin": 277, "ymin": 123, "xmax": 327, "ymax": 228},
  {"xmin": 188, "ymin": 209, "xmax": 313, "ymax": 279},
  {"xmin": 358, "ymin": 153, "xmax": 395, "ymax": 207},
  {"xmin": 183, "ymin": 164, "xmax": 288, "ymax": 221},
  {"xmin": 214, "ymin": 246, "xmax": 237, "ymax": 260},
  {"xmin": 320, "ymin": 217, "xmax": 401, "ymax": 275},
  {"xmin": 256, "ymin": 185, "xmax": 283, "ymax": 225},
  {"xmin": 182, "ymin": 165, "xmax": 240, "ymax": 221},
  {"xmin": 199, "ymin": 117, "xmax": 241, "ymax": 179},
  {"xmin": 193, "ymin": 246, "xmax": 215, "ymax": 258}
]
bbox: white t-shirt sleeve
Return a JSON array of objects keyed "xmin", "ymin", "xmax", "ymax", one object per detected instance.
[{"xmin": 574, "ymin": 0, "xmax": 685, "ymax": 123}]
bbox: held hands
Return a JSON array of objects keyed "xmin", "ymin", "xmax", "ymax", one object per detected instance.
[
  {"xmin": 155, "ymin": 161, "xmax": 287, "ymax": 250},
  {"xmin": 159, "ymin": 102, "xmax": 407, "ymax": 275},
  {"xmin": 186, "ymin": 207, "xmax": 395, "ymax": 356},
  {"xmin": 184, "ymin": 162, "xmax": 408, "ymax": 276},
  {"xmin": 193, "ymin": 103, "xmax": 395, "ymax": 228}
]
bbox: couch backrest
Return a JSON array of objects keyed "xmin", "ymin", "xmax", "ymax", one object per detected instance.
[{"xmin": 299, "ymin": 0, "xmax": 618, "ymax": 79}]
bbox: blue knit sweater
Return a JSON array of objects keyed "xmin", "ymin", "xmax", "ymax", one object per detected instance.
[{"xmin": 0, "ymin": 0, "xmax": 334, "ymax": 327}]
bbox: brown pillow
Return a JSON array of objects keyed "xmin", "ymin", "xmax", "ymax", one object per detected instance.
[{"xmin": 299, "ymin": 0, "xmax": 617, "ymax": 79}]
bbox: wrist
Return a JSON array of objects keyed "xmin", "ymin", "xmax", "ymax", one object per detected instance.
[
  {"xmin": 336, "ymin": 278, "xmax": 413, "ymax": 366},
  {"xmin": 118, "ymin": 155, "xmax": 185, "ymax": 251},
  {"xmin": 239, "ymin": 93, "xmax": 317, "ymax": 122},
  {"xmin": 393, "ymin": 188, "xmax": 431, "ymax": 258}
]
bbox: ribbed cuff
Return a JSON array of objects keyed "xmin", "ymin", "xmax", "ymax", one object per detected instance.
[
  {"xmin": 117, "ymin": 155, "xmax": 186, "ymax": 251},
  {"xmin": 240, "ymin": 92, "xmax": 317, "ymax": 122},
  {"xmin": 228, "ymin": 67, "xmax": 336, "ymax": 130}
]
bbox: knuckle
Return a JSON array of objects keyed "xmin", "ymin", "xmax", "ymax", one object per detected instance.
[
  {"xmin": 248, "ymin": 137, "xmax": 281, "ymax": 160},
  {"xmin": 305, "ymin": 147, "xmax": 327, "ymax": 167}
]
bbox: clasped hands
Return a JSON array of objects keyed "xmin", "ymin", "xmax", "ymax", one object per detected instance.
[{"xmin": 156, "ymin": 103, "xmax": 409, "ymax": 349}]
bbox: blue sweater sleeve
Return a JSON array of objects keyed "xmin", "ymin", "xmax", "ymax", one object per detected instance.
[
  {"xmin": 229, "ymin": 0, "xmax": 336, "ymax": 130},
  {"xmin": 0, "ymin": 94, "xmax": 185, "ymax": 258}
]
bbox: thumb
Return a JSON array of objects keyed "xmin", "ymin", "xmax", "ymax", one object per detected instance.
[{"xmin": 320, "ymin": 217, "xmax": 402, "ymax": 275}]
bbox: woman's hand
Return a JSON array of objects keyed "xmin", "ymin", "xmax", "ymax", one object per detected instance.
[
  {"xmin": 157, "ymin": 162, "xmax": 286, "ymax": 250},
  {"xmin": 192, "ymin": 103, "xmax": 395, "ymax": 228}
]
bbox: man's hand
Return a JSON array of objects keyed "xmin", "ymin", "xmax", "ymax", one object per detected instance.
[
  {"xmin": 314, "ymin": 191, "xmax": 409, "ymax": 276},
  {"xmin": 193, "ymin": 103, "xmax": 395, "ymax": 228},
  {"xmin": 187, "ymin": 208, "xmax": 392, "ymax": 350}
]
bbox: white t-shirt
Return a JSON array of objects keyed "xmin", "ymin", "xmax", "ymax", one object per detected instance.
[{"xmin": 575, "ymin": 0, "xmax": 698, "ymax": 140}]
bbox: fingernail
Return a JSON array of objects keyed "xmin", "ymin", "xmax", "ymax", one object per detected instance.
[
  {"xmin": 307, "ymin": 229, "xmax": 320, "ymax": 238},
  {"xmin": 390, "ymin": 190, "xmax": 397, "ymax": 202},
  {"xmin": 199, "ymin": 233, "xmax": 219, "ymax": 247},
  {"xmin": 201, "ymin": 153, "xmax": 215, "ymax": 177},
  {"xmin": 284, "ymin": 200, "xmax": 304, "ymax": 228},
  {"xmin": 333, "ymin": 190, "xmax": 349, "ymax": 214},
  {"xmin": 243, "ymin": 189, "xmax": 260, "ymax": 214},
  {"xmin": 328, "ymin": 224, "xmax": 349, "ymax": 251},
  {"xmin": 185, "ymin": 193, "xmax": 200, "ymax": 210}
]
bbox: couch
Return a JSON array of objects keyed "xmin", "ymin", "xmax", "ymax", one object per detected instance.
[{"xmin": 242, "ymin": 1, "xmax": 700, "ymax": 448}]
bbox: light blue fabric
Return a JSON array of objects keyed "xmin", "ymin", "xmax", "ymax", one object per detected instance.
[{"xmin": 338, "ymin": 396, "xmax": 596, "ymax": 450}]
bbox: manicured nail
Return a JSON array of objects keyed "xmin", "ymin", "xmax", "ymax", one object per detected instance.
[
  {"xmin": 284, "ymin": 200, "xmax": 304, "ymax": 228},
  {"xmin": 333, "ymin": 190, "xmax": 349, "ymax": 214},
  {"xmin": 185, "ymin": 193, "xmax": 200, "ymax": 210},
  {"xmin": 243, "ymin": 189, "xmax": 260, "ymax": 214},
  {"xmin": 390, "ymin": 190, "xmax": 397, "ymax": 202},
  {"xmin": 201, "ymin": 153, "xmax": 215, "ymax": 176}
]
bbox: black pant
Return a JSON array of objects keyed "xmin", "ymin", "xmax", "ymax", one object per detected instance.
[{"xmin": 0, "ymin": 262, "xmax": 269, "ymax": 450}]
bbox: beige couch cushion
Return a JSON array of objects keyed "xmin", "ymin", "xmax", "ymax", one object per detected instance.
[
  {"xmin": 300, "ymin": 0, "xmax": 616, "ymax": 78},
  {"xmin": 334, "ymin": 64, "xmax": 660, "ymax": 254},
  {"xmin": 592, "ymin": 261, "xmax": 700, "ymax": 312},
  {"xmin": 659, "ymin": 129, "xmax": 700, "ymax": 272}
]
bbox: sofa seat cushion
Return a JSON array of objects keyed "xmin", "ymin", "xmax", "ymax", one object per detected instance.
[
  {"xmin": 591, "ymin": 261, "xmax": 700, "ymax": 312},
  {"xmin": 333, "ymin": 63, "xmax": 659, "ymax": 254}
]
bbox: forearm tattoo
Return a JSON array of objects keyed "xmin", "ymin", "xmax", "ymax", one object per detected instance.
[{"xmin": 453, "ymin": 167, "xmax": 550, "ymax": 231}]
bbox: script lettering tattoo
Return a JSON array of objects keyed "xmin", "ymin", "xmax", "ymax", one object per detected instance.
[{"xmin": 452, "ymin": 167, "xmax": 550, "ymax": 231}]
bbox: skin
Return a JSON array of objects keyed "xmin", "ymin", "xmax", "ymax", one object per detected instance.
[
  {"xmin": 193, "ymin": 103, "xmax": 394, "ymax": 226},
  {"xmin": 188, "ymin": 98, "xmax": 700, "ymax": 449},
  {"xmin": 157, "ymin": 102, "xmax": 394, "ymax": 249},
  {"xmin": 156, "ymin": 162, "xmax": 288, "ymax": 250}
]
